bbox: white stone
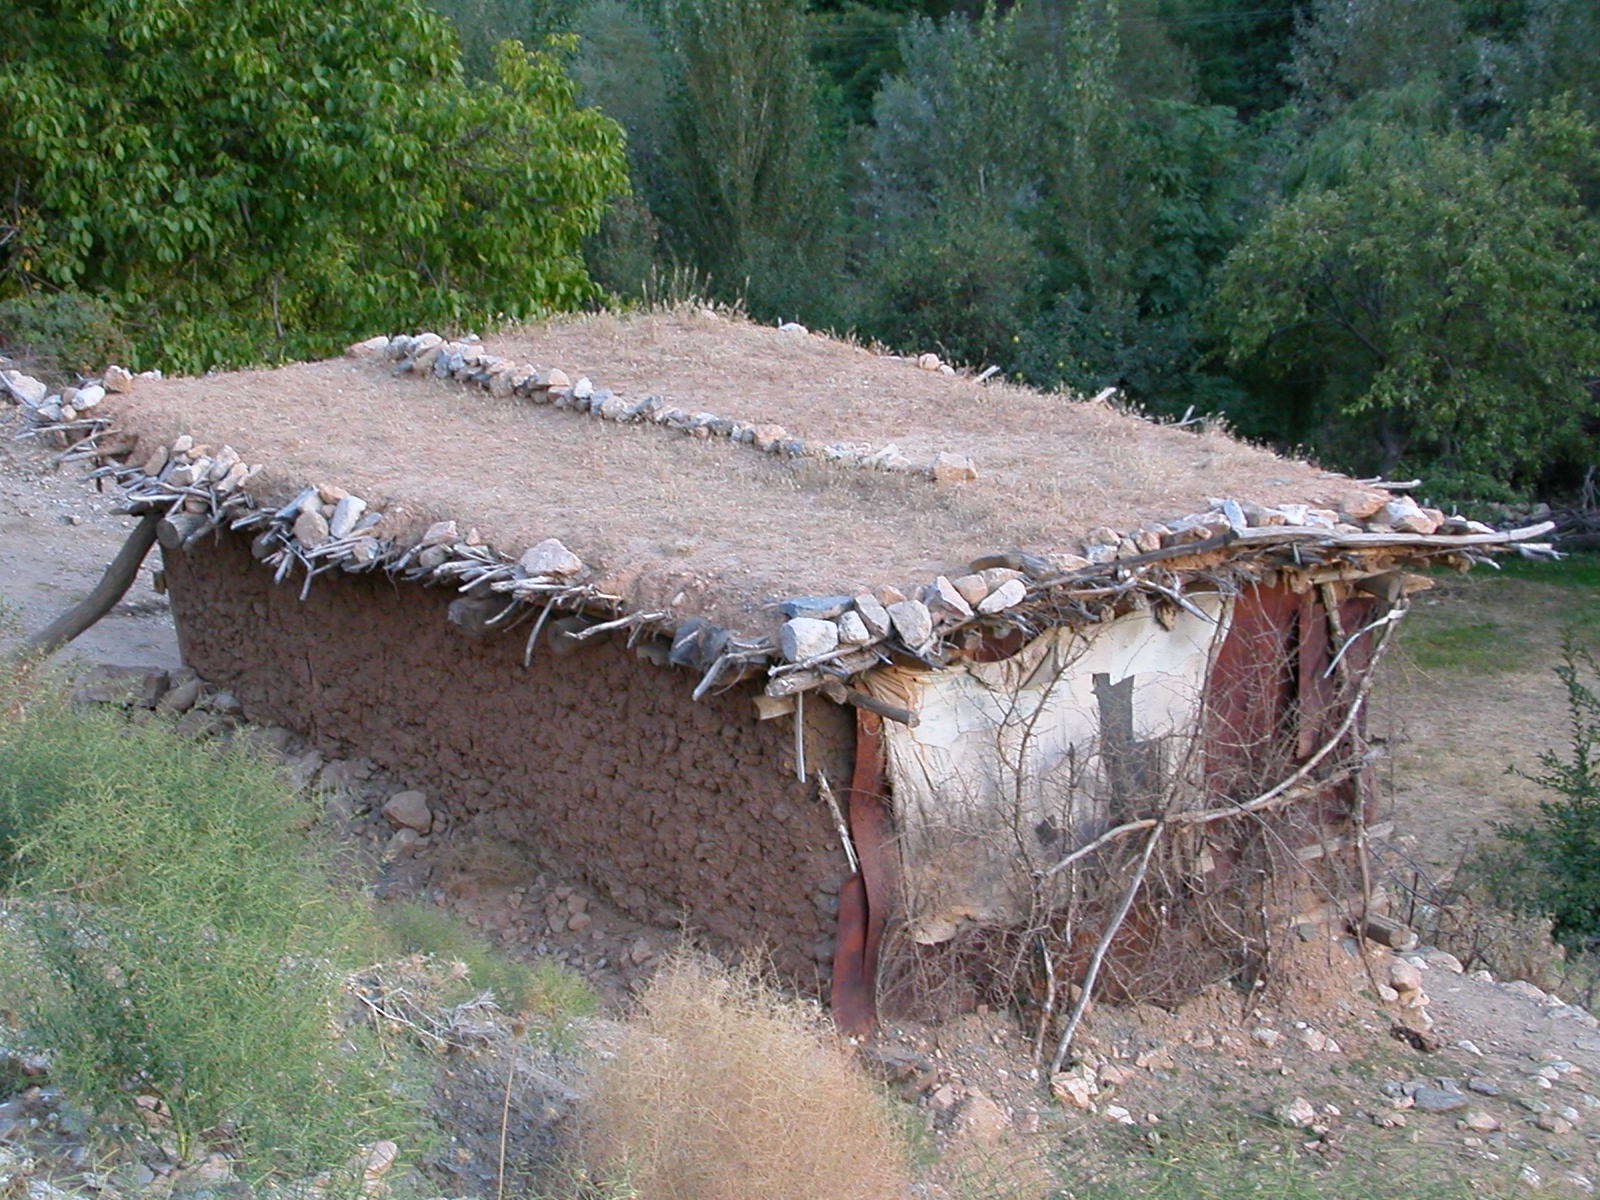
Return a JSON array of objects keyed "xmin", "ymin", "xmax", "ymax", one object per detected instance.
[
  {"xmin": 927, "ymin": 575, "xmax": 974, "ymax": 620},
  {"xmin": 572, "ymin": 376, "xmax": 594, "ymax": 400},
  {"xmin": 345, "ymin": 335, "xmax": 390, "ymax": 358},
  {"xmin": 853, "ymin": 593, "xmax": 892, "ymax": 639},
  {"xmin": 1389, "ymin": 957, "xmax": 1424, "ymax": 995},
  {"xmin": 1275, "ymin": 1097, "xmax": 1316, "ymax": 1128},
  {"xmin": 0, "ymin": 370, "xmax": 47, "ymax": 405},
  {"xmin": 73, "ymin": 383, "xmax": 105, "ymax": 409},
  {"xmin": 836, "ymin": 611, "xmax": 871, "ymax": 645},
  {"xmin": 886, "ymin": 599, "xmax": 933, "ymax": 649},
  {"xmin": 520, "ymin": 537, "xmax": 583, "ymax": 578},
  {"xmin": 779, "ymin": 322, "xmax": 808, "ymax": 335},
  {"xmin": 779, "ymin": 617, "xmax": 840, "ymax": 663},
  {"xmin": 917, "ymin": 352, "xmax": 942, "ymax": 371},
  {"xmin": 329, "ymin": 495, "xmax": 368, "ymax": 538},
  {"xmin": 977, "ymin": 578, "xmax": 1027, "ymax": 614},
  {"xmin": 102, "ymin": 364, "xmax": 134, "ymax": 393},
  {"xmin": 1049, "ymin": 1067, "xmax": 1098, "ymax": 1110}
]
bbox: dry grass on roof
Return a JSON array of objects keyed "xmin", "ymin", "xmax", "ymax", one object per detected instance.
[{"xmin": 103, "ymin": 310, "xmax": 1358, "ymax": 633}]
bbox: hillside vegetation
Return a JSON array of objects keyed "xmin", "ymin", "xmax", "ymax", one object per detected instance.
[{"xmin": 3, "ymin": 0, "xmax": 1595, "ymax": 503}]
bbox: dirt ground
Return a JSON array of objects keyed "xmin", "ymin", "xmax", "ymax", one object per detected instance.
[
  {"xmin": 5, "ymin": 395, "xmax": 1600, "ymax": 1197},
  {"xmin": 1373, "ymin": 567, "xmax": 1596, "ymax": 877},
  {"xmin": 0, "ymin": 408, "xmax": 178, "ymax": 667}
]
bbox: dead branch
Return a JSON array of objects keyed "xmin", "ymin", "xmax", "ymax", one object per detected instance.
[
  {"xmin": 1047, "ymin": 819, "xmax": 1165, "ymax": 1078},
  {"xmin": 16, "ymin": 512, "xmax": 160, "ymax": 660}
]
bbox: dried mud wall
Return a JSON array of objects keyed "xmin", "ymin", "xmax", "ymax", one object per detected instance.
[{"xmin": 161, "ymin": 533, "xmax": 853, "ymax": 980}]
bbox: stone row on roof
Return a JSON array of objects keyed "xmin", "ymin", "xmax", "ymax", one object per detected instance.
[{"xmin": 359, "ymin": 332, "xmax": 979, "ymax": 484}]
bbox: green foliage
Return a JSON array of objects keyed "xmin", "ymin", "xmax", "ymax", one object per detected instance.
[
  {"xmin": 0, "ymin": 291, "xmax": 129, "ymax": 380},
  {"xmin": 0, "ymin": 675, "xmax": 425, "ymax": 1177},
  {"xmin": 375, "ymin": 899, "xmax": 598, "ymax": 1020},
  {"xmin": 1082, "ymin": 1121, "xmax": 1528, "ymax": 1199},
  {"xmin": 1212, "ymin": 106, "xmax": 1600, "ymax": 490},
  {"xmin": 1494, "ymin": 643, "xmax": 1600, "ymax": 948},
  {"xmin": 427, "ymin": 0, "xmax": 573, "ymax": 78},
  {"xmin": 1287, "ymin": 0, "xmax": 1468, "ymax": 123},
  {"xmin": 0, "ymin": 1, "xmax": 627, "ymax": 372},
  {"xmin": 651, "ymin": 0, "xmax": 845, "ymax": 317},
  {"xmin": 859, "ymin": 2, "xmax": 1247, "ymax": 401}
]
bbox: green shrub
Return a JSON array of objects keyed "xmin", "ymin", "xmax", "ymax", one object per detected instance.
[
  {"xmin": 0, "ymin": 672, "xmax": 426, "ymax": 1178},
  {"xmin": 0, "ymin": 291, "xmax": 129, "ymax": 380},
  {"xmin": 1492, "ymin": 640, "xmax": 1600, "ymax": 947},
  {"xmin": 375, "ymin": 899, "xmax": 597, "ymax": 1021}
]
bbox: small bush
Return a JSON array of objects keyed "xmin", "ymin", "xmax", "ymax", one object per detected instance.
[
  {"xmin": 0, "ymin": 672, "xmax": 425, "ymax": 1177},
  {"xmin": 374, "ymin": 899, "xmax": 597, "ymax": 1020},
  {"xmin": 0, "ymin": 291, "xmax": 129, "ymax": 380},
  {"xmin": 1492, "ymin": 640, "xmax": 1600, "ymax": 948},
  {"xmin": 585, "ymin": 953, "xmax": 910, "ymax": 1200}
]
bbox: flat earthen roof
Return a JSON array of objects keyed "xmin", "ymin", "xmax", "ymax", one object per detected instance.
[{"xmin": 98, "ymin": 309, "xmax": 1369, "ymax": 632}]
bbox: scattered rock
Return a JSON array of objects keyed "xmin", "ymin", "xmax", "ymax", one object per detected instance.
[
  {"xmin": 1459, "ymin": 1110, "xmax": 1501, "ymax": 1133},
  {"xmin": 1050, "ymin": 1067, "xmax": 1098, "ymax": 1110},
  {"xmin": 955, "ymin": 1092, "xmax": 1010, "ymax": 1145},
  {"xmin": 381, "ymin": 790, "xmax": 432, "ymax": 833},
  {"xmin": 156, "ymin": 675, "xmax": 203, "ymax": 715},
  {"xmin": 929, "ymin": 451, "xmax": 978, "ymax": 483},
  {"xmin": 1410, "ymin": 1086, "xmax": 1467, "ymax": 1114},
  {"xmin": 102, "ymin": 365, "xmax": 134, "ymax": 393},
  {"xmin": 1537, "ymin": 1111, "xmax": 1574, "ymax": 1134},
  {"xmin": 1275, "ymin": 1097, "xmax": 1317, "ymax": 1128},
  {"xmin": 520, "ymin": 538, "xmax": 582, "ymax": 578}
]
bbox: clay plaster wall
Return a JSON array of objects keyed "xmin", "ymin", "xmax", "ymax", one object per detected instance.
[{"xmin": 161, "ymin": 533, "xmax": 854, "ymax": 981}]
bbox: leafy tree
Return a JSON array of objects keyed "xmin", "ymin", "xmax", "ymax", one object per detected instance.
[
  {"xmin": 861, "ymin": 0, "xmax": 1249, "ymax": 401},
  {"xmin": 1504, "ymin": 0, "xmax": 1600, "ymax": 124},
  {"xmin": 1288, "ymin": 0, "xmax": 1469, "ymax": 124},
  {"xmin": 0, "ymin": 1, "xmax": 627, "ymax": 372},
  {"xmin": 1158, "ymin": 0, "xmax": 1298, "ymax": 117},
  {"xmin": 651, "ymin": 0, "xmax": 845, "ymax": 317},
  {"xmin": 427, "ymin": 0, "xmax": 573, "ymax": 78},
  {"xmin": 1212, "ymin": 107, "xmax": 1600, "ymax": 493}
]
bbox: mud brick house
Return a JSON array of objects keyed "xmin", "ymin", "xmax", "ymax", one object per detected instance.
[{"xmin": 28, "ymin": 310, "xmax": 1550, "ymax": 1031}]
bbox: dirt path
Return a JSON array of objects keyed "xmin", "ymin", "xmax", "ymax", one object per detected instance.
[{"xmin": 0, "ymin": 410, "xmax": 178, "ymax": 667}]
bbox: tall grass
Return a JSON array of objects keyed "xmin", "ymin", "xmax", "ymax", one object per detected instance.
[
  {"xmin": 0, "ymin": 669, "xmax": 426, "ymax": 1179},
  {"xmin": 585, "ymin": 953, "xmax": 910, "ymax": 1200}
]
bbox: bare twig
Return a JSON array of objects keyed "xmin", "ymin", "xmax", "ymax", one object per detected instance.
[{"xmin": 1048, "ymin": 820, "xmax": 1165, "ymax": 1078}]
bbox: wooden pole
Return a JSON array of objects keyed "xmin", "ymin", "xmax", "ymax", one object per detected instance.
[{"xmin": 18, "ymin": 512, "xmax": 161, "ymax": 660}]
